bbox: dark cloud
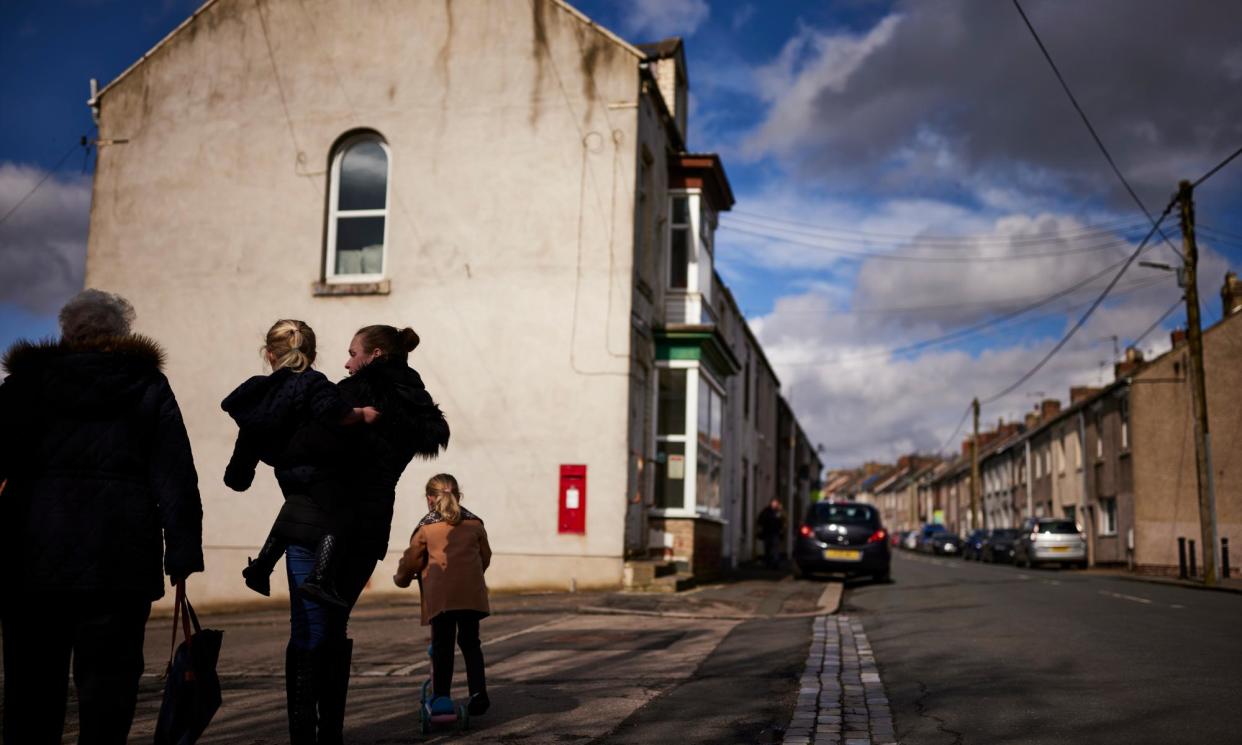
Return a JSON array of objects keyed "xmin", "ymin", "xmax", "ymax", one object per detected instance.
[
  {"xmin": 745, "ymin": 0, "xmax": 1242, "ymax": 207},
  {"xmin": 0, "ymin": 163, "xmax": 90, "ymax": 315}
]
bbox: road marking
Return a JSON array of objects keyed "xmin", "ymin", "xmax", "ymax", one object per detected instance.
[
  {"xmin": 1042, "ymin": 580, "xmax": 1061, "ymax": 586},
  {"xmin": 1017, "ymin": 574, "xmax": 1030, "ymax": 580},
  {"xmin": 1171, "ymin": 604, "xmax": 1185, "ymax": 609},
  {"xmin": 1099, "ymin": 590, "xmax": 1153, "ymax": 605}
]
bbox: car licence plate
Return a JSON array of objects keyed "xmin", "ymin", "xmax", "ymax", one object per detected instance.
[
  {"xmin": 1051, "ymin": 546, "xmax": 1069, "ymax": 552},
  {"xmin": 824, "ymin": 549, "xmax": 862, "ymax": 561}
]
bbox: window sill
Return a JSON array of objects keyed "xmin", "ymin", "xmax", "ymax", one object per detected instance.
[{"xmin": 312, "ymin": 279, "xmax": 391, "ymax": 296}]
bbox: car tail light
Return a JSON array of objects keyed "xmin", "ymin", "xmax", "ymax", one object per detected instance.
[
  {"xmin": 799, "ymin": 524, "xmax": 813, "ymax": 538},
  {"xmin": 867, "ymin": 529, "xmax": 887, "ymax": 544}
]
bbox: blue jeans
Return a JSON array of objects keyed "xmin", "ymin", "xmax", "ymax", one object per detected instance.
[{"xmin": 285, "ymin": 545, "xmax": 374, "ymax": 650}]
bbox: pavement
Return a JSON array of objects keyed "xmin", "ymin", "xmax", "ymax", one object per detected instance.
[{"xmin": 0, "ymin": 573, "xmax": 838, "ymax": 744}]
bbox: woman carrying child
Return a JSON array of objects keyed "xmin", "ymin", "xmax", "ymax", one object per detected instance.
[
  {"xmin": 395, "ymin": 474, "xmax": 493, "ymax": 718},
  {"xmin": 220, "ymin": 319, "xmax": 379, "ymax": 744}
]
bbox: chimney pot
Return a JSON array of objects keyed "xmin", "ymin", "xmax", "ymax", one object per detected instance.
[
  {"xmin": 1223, "ymin": 271, "xmax": 1241, "ymax": 318},
  {"xmin": 1171, "ymin": 328, "xmax": 1188, "ymax": 347}
]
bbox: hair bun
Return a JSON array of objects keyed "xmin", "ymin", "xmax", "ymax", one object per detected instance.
[{"xmin": 399, "ymin": 327, "xmax": 420, "ymax": 352}]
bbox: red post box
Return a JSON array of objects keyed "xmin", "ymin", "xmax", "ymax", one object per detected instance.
[{"xmin": 558, "ymin": 464, "xmax": 587, "ymax": 534}]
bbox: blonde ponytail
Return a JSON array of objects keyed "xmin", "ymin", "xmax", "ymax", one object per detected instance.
[
  {"xmin": 426, "ymin": 473, "xmax": 463, "ymax": 525},
  {"xmin": 265, "ymin": 319, "xmax": 317, "ymax": 373}
]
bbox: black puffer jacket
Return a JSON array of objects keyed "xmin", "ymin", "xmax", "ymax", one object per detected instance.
[
  {"xmin": 337, "ymin": 357, "xmax": 449, "ymax": 559},
  {"xmin": 220, "ymin": 367, "xmax": 354, "ymax": 497},
  {"xmin": 0, "ymin": 336, "xmax": 204, "ymax": 601}
]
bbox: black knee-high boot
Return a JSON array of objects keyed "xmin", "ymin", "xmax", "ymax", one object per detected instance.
[
  {"xmin": 242, "ymin": 533, "xmax": 285, "ymax": 596},
  {"xmin": 315, "ymin": 638, "xmax": 353, "ymax": 745},
  {"xmin": 286, "ymin": 642, "xmax": 318, "ymax": 744},
  {"xmin": 299, "ymin": 534, "xmax": 348, "ymax": 608}
]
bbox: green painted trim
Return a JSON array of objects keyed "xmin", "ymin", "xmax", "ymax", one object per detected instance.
[{"xmin": 654, "ymin": 327, "xmax": 741, "ymax": 378}]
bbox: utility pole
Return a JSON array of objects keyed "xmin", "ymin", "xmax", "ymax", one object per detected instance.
[
  {"xmin": 1177, "ymin": 179, "xmax": 1220, "ymax": 586},
  {"xmin": 971, "ymin": 397, "xmax": 981, "ymax": 531}
]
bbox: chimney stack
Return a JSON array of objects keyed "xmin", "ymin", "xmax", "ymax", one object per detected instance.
[
  {"xmin": 1070, "ymin": 386, "xmax": 1102, "ymax": 405},
  {"xmin": 1025, "ymin": 412, "xmax": 1039, "ymax": 430},
  {"xmin": 1114, "ymin": 346, "xmax": 1146, "ymax": 379},
  {"xmin": 1223, "ymin": 271, "xmax": 1241, "ymax": 318},
  {"xmin": 1039, "ymin": 398, "xmax": 1062, "ymax": 422},
  {"xmin": 1171, "ymin": 328, "xmax": 1188, "ymax": 347}
]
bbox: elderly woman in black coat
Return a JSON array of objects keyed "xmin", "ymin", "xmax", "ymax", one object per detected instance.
[{"xmin": 0, "ymin": 289, "xmax": 204, "ymax": 744}]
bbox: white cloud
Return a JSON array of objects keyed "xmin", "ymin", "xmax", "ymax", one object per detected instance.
[
  {"xmin": 738, "ymin": 0, "xmax": 1242, "ymax": 206},
  {"xmin": 620, "ymin": 0, "xmax": 710, "ymax": 38},
  {"xmin": 0, "ymin": 162, "xmax": 91, "ymax": 315},
  {"xmin": 720, "ymin": 192, "xmax": 1235, "ymax": 468}
]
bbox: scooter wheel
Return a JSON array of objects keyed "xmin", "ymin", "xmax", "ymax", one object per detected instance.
[
  {"xmin": 420, "ymin": 679, "xmax": 431, "ymax": 704},
  {"xmin": 458, "ymin": 704, "xmax": 470, "ymax": 730},
  {"xmin": 419, "ymin": 705, "xmax": 431, "ymax": 735}
]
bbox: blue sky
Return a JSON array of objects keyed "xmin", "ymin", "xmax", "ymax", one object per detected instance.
[{"xmin": 2, "ymin": 0, "xmax": 1240, "ymax": 465}]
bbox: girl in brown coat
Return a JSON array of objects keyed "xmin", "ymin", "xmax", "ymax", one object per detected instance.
[{"xmin": 394, "ymin": 474, "xmax": 492, "ymax": 716}]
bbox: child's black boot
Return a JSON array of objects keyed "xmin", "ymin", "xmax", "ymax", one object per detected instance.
[
  {"xmin": 299, "ymin": 534, "xmax": 349, "ymax": 608},
  {"xmin": 242, "ymin": 533, "xmax": 283, "ymax": 596}
]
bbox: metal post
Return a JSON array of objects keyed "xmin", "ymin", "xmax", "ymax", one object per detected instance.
[
  {"xmin": 1222, "ymin": 537, "xmax": 1231, "ymax": 580},
  {"xmin": 1189, "ymin": 538, "xmax": 1198, "ymax": 578},
  {"xmin": 1177, "ymin": 537, "xmax": 1187, "ymax": 579}
]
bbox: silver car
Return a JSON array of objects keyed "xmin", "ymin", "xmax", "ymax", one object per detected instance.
[{"xmin": 1013, "ymin": 518, "xmax": 1087, "ymax": 568}]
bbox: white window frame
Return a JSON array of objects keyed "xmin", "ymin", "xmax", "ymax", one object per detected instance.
[
  {"xmin": 325, "ymin": 133, "xmax": 391, "ymax": 283},
  {"xmin": 653, "ymin": 360, "xmax": 697, "ymax": 518},
  {"xmin": 667, "ymin": 193, "xmax": 694, "ymax": 291},
  {"xmin": 695, "ymin": 369, "xmax": 726, "ymax": 519}
]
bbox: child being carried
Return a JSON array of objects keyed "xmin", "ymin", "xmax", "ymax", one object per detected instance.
[{"xmin": 222, "ymin": 319, "xmax": 379, "ymax": 608}]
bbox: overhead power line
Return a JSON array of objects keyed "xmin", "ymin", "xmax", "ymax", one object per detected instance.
[
  {"xmin": 771, "ymin": 265, "xmax": 1166, "ymax": 368},
  {"xmin": 1012, "ymin": 0, "xmax": 1183, "ymax": 260},
  {"xmin": 0, "ymin": 139, "xmax": 85, "ymax": 227},
  {"xmin": 720, "ymin": 223, "xmax": 1139, "ymax": 264},
  {"xmin": 727, "ymin": 210, "xmax": 1148, "ymax": 247},
  {"xmin": 1191, "ymin": 145, "xmax": 1242, "ymax": 189},
  {"xmin": 937, "ymin": 404, "xmax": 974, "ymax": 456},
  {"xmin": 980, "ymin": 198, "xmax": 1176, "ymax": 405},
  {"xmin": 1130, "ymin": 298, "xmax": 1184, "ymax": 351}
]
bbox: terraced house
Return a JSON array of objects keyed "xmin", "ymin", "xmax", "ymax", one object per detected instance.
[{"xmin": 82, "ymin": 0, "xmax": 818, "ymax": 603}]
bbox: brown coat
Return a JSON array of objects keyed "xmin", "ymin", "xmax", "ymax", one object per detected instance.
[{"xmin": 394, "ymin": 518, "xmax": 491, "ymax": 625}]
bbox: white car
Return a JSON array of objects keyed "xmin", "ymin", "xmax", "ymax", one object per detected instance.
[{"xmin": 1013, "ymin": 518, "xmax": 1087, "ymax": 568}]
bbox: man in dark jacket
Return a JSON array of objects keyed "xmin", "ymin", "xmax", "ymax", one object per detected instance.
[
  {"xmin": 757, "ymin": 498, "xmax": 786, "ymax": 569},
  {"xmin": 0, "ymin": 289, "xmax": 204, "ymax": 744}
]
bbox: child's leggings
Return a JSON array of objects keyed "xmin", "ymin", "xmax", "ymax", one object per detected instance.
[{"xmin": 431, "ymin": 610, "xmax": 487, "ymax": 699}]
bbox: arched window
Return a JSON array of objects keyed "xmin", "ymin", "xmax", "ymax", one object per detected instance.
[{"xmin": 326, "ymin": 133, "xmax": 389, "ymax": 280}]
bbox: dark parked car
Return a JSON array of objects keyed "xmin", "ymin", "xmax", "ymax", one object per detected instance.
[
  {"xmin": 962, "ymin": 529, "xmax": 989, "ymax": 560},
  {"xmin": 794, "ymin": 501, "xmax": 890, "ymax": 582},
  {"xmin": 927, "ymin": 531, "xmax": 962, "ymax": 556},
  {"xmin": 914, "ymin": 524, "xmax": 949, "ymax": 553},
  {"xmin": 981, "ymin": 528, "xmax": 1022, "ymax": 563}
]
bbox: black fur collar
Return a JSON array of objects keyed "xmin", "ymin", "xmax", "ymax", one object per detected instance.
[{"xmin": 3, "ymin": 334, "xmax": 166, "ymax": 375}]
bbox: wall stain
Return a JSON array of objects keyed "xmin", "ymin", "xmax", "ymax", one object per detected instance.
[
  {"xmin": 575, "ymin": 23, "xmax": 604, "ymax": 127},
  {"xmin": 529, "ymin": 0, "xmax": 548, "ymax": 127},
  {"xmin": 436, "ymin": 0, "xmax": 454, "ymax": 139}
]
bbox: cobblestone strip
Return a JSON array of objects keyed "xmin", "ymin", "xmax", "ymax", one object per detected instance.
[{"xmin": 783, "ymin": 615, "xmax": 897, "ymax": 745}]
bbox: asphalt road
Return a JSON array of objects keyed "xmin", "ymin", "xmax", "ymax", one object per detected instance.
[{"xmin": 848, "ymin": 551, "xmax": 1242, "ymax": 745}]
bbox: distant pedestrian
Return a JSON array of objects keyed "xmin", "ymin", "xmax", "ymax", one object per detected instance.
[
  {"xmin": 394, "ymin": 474, "xmax": 492, "ymax": 719},
  {"xmin": 0, "ymin": 289, "xmax": 204, "ymax": 744},
  {"xmin": 757, "ymin": 498, "xmax": 786, "ymax": 569}
]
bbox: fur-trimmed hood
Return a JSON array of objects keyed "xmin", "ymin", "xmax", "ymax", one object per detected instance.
[{"xmin": 2, "ymin": 335, "xmax": 167, "ymax": 414}]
